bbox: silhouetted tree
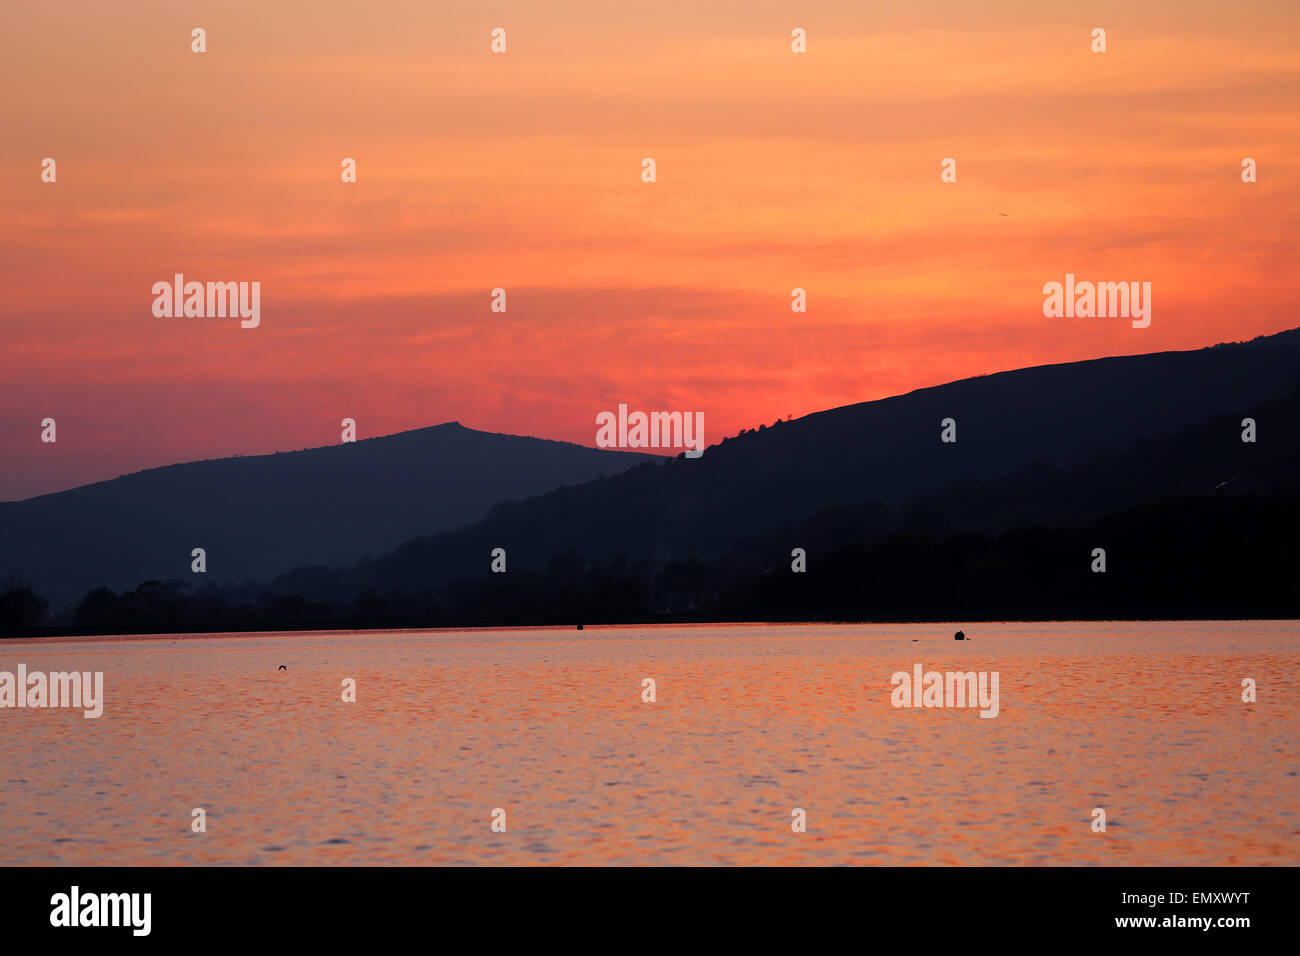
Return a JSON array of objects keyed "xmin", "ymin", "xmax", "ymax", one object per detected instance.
[
  {"xmin": 0, "ymin": 581, "xmax": 49, "ymax": 634},
  {"xmin": 75, "ymin": 587, "xmax": 128, "ymax": 628}
]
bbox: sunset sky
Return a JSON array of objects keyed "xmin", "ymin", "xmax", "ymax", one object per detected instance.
[{"xmin": 2, "ymin": 0, "xmax": 1298, "ymax": 500}]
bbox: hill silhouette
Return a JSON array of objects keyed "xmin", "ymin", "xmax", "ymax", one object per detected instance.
[
  {"xmin": 294, "ymin": 328, "xmax": 1300, "ymax": 603},
  {"xmin": 0, "ymin": 424, "xmax": 655, "ymax": 611},
  {"xmin": 8, "ymin": 328, "xmax": 1300, "ymax": 633},
  {"xmin": 53, "ymin": 380, "xmax": 1300, "ymax": 632}
]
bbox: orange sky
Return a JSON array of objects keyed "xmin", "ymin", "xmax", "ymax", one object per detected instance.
[{"xmin": 2, "ymin": 1, "xmax": 1298, "ymax": 499}]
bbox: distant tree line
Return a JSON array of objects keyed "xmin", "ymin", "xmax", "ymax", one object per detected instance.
[{"xmin": 5, "ymin": 491, "xmax": 1297, "ymax": 637}]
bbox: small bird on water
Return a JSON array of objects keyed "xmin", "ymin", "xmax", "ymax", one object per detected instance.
[
  {"xmin": 278, "ymin": 664, "xmax": 287, "ymax": 671},
  {"xmin": 954, "ymin": 630, "xmax": 966, "ymax": 641}
]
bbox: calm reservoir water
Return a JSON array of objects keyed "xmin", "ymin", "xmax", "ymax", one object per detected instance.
[{"xmin": 1, "ymin": 621, "xmax": 1296, "ymax": 865}]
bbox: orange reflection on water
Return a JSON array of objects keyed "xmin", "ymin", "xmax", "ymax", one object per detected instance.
[{"xmin": 0, "ymin": 621, "xmax": 1295, "ymax": 865}]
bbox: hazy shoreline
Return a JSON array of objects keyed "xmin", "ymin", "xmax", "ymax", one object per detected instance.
[{"xmin": 4, "ymin": 615, "xmax": 1296, "ymax": 645}]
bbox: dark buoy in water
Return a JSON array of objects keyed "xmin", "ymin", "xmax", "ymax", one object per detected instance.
[
  {"xmin": 954, "ymin": 630, "xmax": 966, "ymax": 641},
  {"xmin": 576, "ymin": 624, "xmax": 584, "ymax": 631}
]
